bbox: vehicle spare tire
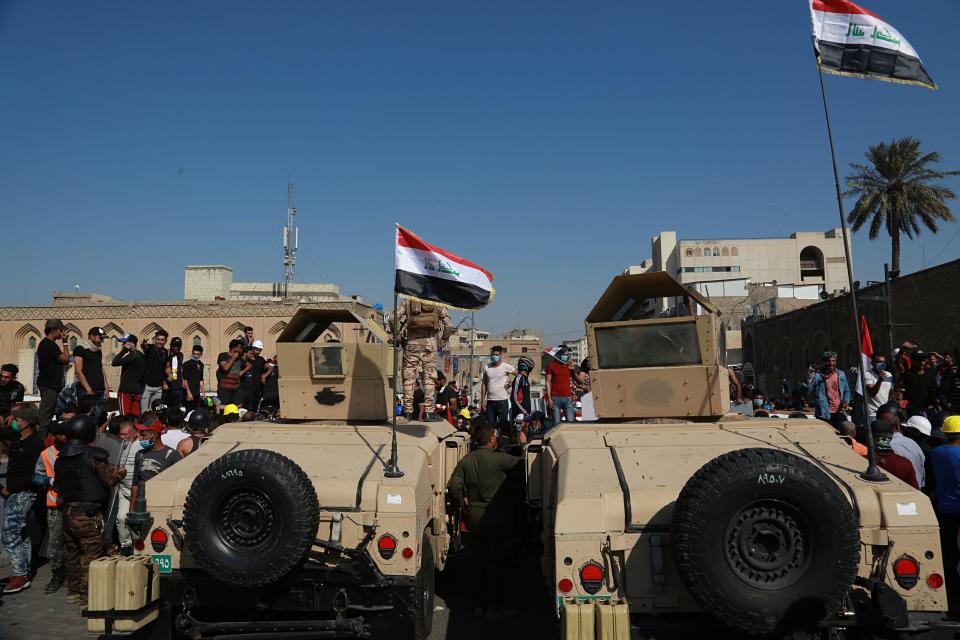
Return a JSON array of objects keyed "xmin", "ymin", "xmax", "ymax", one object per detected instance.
[
  {"xmin": 183, "ymin": 449, "xmax": 320, "ymax": 588},
  {"xmin": 672, "ymin": 447, "xmax": 859, "ymax": 637}
]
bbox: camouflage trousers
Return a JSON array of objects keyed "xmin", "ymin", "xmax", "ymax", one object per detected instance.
[
  {"xmin": 402, "ymin": 338, "xmax": 437, "ymax": 415},
  {"xmin": 63, "ymin": 503, "xmax": 106, "ymax": 597}
]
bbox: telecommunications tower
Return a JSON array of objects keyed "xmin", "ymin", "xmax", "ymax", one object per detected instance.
[{"xmin": 282, "ymin": 181, "xmax": 299, "ymax": 298}]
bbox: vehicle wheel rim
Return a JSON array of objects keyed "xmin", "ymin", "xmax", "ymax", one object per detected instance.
[
  {"xmin": 217, "ymin": 489, "xmax": 275, "ymax": 550},
  {"xmin": 724, "ymin": 501, "xmax": 811, "ymax": 589}
]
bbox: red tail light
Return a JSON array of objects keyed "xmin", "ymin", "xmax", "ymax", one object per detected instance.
[
  {"xmin": 150, "ymin": 528, "xmax": 169, "ymax": 553},
  {"xmin": 893, "ymin": 555, "xmax": 919, "ymax": 589},
  {"xmin": 579, "ymin": 561, "xmax": 605, "ymax": 595},
  {"xmin": 927, "ymin": 573, "xmax": 944, "ymax": 590},
  {"xmin": 558, "ymin": 578, "xmax": 573, "ymax": 594},
  {"xmin": 134, "ymin": 540, "xmax": 145, "ymax": 552},
  {"xmin": 377, "ymin": 534, "xmax": 398, "ymax": 560},
  {"xmin": 401, "ymin": 547, "xmax": 414, "ymax": 559}
]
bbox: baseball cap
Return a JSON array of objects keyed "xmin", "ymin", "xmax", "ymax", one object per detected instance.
[
  {"xmin": 223, "ymin": 404, "xmax": 240, "ymax": 416},
  {"xmin": 88, "ymin": 327, "xmax": 106, "ymax": 338},
  {"xmin": 44, "ymin": 319, "xmax": 64, "ymax": 332},
  {"xmin": 252, "ymin": 340, "xmax": 264, "ymax": 350},
  {"xmin": 117, "ymin": 333, "xmax": 138, "ymax": 344},
  {"xmin": 135, "ymin": 420, "xmax": 164, "ymax": 434}
]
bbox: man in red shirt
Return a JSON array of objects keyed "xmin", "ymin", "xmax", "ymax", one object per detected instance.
[
  {"xmin": 545, "ymin": 347, "xmax": 575, "ymax": 426},
  {"xmin": 873, "ymin": 419, "xmax": 919, "ymax": 489}
]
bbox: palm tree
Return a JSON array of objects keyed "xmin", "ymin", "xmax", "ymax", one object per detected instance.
[{"xmin": 844, "ymin": 137, "xmax": 959, "ymax": 276}]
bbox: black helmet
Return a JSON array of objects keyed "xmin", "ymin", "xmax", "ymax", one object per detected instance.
[
  {"xmin": 187, "ymin": 408, "xmax": 211, "ymax": 433},
  {"xmin": 171, "ymin": 336, "xmax": 183, "ymax": 348},
  {"xmin": 64, "ymin": 414, "xmax": 97, "ymax": 443},
  {"xmin": 165, "ymin": 403, "xmax": 187, "ymax": 427}
]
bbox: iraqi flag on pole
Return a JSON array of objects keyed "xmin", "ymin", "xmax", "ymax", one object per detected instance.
[
  {"xmin": 394, "ymin": 225, "xmax": 494, "ymax": 310},
  {"xmin": 810, "ymin": 0, "xmax": 937, "ymax": 89},
  {"xmin": 855, "ymin": 314, "xmax": 874, "ymax": 395}
]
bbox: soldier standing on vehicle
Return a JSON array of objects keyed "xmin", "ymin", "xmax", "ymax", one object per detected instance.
[
  {"xmin": 388, "ymin": 300, "xmax": 451, "ymax": 421},
  {"xmin": 54, "ymin": 414, "xmax": 126, "ymax": 604},
  {"xmin": 447, "ymin": 420, "xmax": 523, "ymax": 622}
]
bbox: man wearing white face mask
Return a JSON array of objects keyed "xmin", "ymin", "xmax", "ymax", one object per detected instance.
[{"xmin": 481, "ymin": 346, "xmax": 515, "ymax": 426}]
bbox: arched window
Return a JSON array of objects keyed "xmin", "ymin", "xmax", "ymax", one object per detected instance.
[
  {"xmin": 69, "ymin": 336, "xmax": 78, "ymax": 350},
  {"xmin": 28, "ymin": 337, "xmax": 37, "ymax": 349},
  {"xmin": 731, "ymin": 247, "xmax": 739, "ymax": 256},
  {"xmin": 193, "ymin": 336, "xmax": 202, "ymax": 347},
  {"xmin": 721, "ymin": 247, "xmax": 730, "ymax": 257},
  {"xmin": 685, "ymin": 248, "xmax": 694, "ymax": 257},
  {"xmin": 800, "ymin": 246, "xmax": 825, "ymax": 280}
]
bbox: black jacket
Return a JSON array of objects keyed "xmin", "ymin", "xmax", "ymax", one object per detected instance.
[{"xmin": 112, "ymin": 349, "xmax": 146, "ymax": 394}]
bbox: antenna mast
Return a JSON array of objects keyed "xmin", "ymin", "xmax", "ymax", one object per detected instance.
[{"xmin": 282, "ymin": 181, "xmax": 299, "ymax": 298}]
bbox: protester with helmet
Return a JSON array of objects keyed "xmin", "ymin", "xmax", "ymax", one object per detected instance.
[
  {"xmin": 0, "ymin": 406, "xmax": 45, "ymax": 594},
  {"xmin": 510, "ymin": 356, "xmax": 534, "ymax": 422},
  {"xmin": 932, "ymin": 415, "xmax": 960, "ymax": 612},
  {"xmin": 177, "ymin": 409, "xmax": 212, "ymax": 458},
  {"xmin": 53, "ymin": 414, "xmax": 126, "ymax": 604},
  {"xmin": 904, "ymin": 414, "xmax": 941, "ymax": 498}
]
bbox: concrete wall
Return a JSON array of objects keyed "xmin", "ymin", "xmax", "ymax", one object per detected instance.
[
  {"xmin": 184, "ymin": 265, "xmax": 233, "ymax": 300},
  {"xmin": 741, "ymin": 259, "xmax": 960, "ymax": 395}
]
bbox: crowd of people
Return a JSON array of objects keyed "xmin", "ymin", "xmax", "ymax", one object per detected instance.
[{"xmin": 0, "ymin": 318, "xmax": 281, "ymax": 600}]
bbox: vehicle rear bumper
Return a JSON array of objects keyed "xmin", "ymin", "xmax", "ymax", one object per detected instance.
[
  {"xmin": 162, "ymin": 566, "xmax": 418, "ymax": 639},
  {"xmin": 559, "ymin": 598, "xmax": 960, "ymax": 640}
]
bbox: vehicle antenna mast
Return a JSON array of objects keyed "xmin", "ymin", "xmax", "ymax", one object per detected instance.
[{"xmin": 282, "ymin": 181, "xmax": 299, "ymax": 298}]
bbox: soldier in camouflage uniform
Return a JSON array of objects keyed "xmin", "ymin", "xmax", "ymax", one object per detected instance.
[
  {"xmin": 54, "ymin": 414, "xmax": 126, "ymax": 604},
  {"xmin": 388, "ymin": 300, "xmax": 452, "ymax": 421}
]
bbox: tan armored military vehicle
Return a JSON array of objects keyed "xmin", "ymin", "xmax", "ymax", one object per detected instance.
[
  {"xmin": 526, "ymin": 272, "xmax": 952, "ymax": 638},
  {"xmin": 85, "ymin": 304, "xmax": 471, "ymax": 639}
]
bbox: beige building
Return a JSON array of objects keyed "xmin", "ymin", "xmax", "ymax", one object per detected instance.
[
  {"xmin": 445, "ymin": 328, "xmax": 543, "ymax": 400},
  {"xmin": 628, "ymin": 229, "xmax": 849, "ymax": 298},
  {"xmin": 2, "ymin": 266, "xmax": 378, "ymax": 394},
  {"xmin": 184, "ymin": 265, "xmax": 343, "ymax": 302}
]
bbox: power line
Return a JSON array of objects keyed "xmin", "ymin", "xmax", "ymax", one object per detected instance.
[{"xmin": 925, "ymin": 222, "xmax": 960, "ymax": 267}]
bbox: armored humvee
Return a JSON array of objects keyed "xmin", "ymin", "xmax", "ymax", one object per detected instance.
[
  {"xmin": 85, "ymin": 304, "xmax": 471, "ymax": 639},
  {"xmin": 526, "ymin": 273, "xmax": 952, "ymax": 638}
]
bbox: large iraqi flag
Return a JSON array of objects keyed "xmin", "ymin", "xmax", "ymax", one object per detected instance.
[
  {"xmin": 810, "ymin": 0, "xmax": 937, "ymax": 89},
  {"xmin": 394, "ymin": 225, "xmax": 494, "ymax": 310}
]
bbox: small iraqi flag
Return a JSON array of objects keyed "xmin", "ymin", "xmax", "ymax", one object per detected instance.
[
  {"xmin": 394, "ymin": 225, "xmax": 494, "ymax": 310},
  {"xmin": 810, "ymin": 0, "xmax": 937, "ymax": 89}
]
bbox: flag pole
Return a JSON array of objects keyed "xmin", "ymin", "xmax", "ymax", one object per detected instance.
[
  {"xmin": 816, "ymin": 63, "xmax": 885, "ymax": 482},
  {"xmin": 385, "ymin": 291, "xmax": 404, "ymax": 478}
]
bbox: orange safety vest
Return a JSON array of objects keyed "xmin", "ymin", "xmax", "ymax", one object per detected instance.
[{"xmin": 41, "ymin": 446, "xmax": 62, "ymax": 508}]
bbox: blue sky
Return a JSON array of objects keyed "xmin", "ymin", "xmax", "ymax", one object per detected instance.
[{"xmin": 1, "ymin": 1, "xmax": 958, "ymax": 342}]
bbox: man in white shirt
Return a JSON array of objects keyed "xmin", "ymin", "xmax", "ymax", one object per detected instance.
[
  {"xmin": 481, "ymin": 346, "xmax": 515, "ymax": 427},
  {"xmin": 863, "ymin": 353, "xmax": 894, "ymax": 420},
  {"xmin": 878, "ymin": 403, "xmax": 926, "ymax": 488}
]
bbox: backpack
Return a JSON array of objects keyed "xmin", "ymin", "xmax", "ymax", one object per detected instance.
[{"xmin": 407, "ymin": 300, "xmax": 440, "ymax": 331}]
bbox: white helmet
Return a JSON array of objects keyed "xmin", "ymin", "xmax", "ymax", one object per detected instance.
[{"xmin": 905, "ymin": 415, "xmax": 932, "ymax": 436}]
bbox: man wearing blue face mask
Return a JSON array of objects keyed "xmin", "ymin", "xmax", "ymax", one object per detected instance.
[
  {"xmin": 545, "ymin": 347, "xmax": 576, "ymax": 426},
  {"xmin": 128, "ymin": 417, "xmax": 182, "ymax": 509},
  {"xmin": 863, "ymin": 353, "xmax": 894, "ymax": 422}
]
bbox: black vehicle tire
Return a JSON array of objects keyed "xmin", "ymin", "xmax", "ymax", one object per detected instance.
[
  {"xmin": 183, "ymin": 449, "xmax": 320, "ymax": 588},
  {"xmin": 672, "ymin": 448, "xmax": 859, "ymax": 637},
  {"xmin": 411, "ymin": 533, "xmax": 436, "ymax": 639}
]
